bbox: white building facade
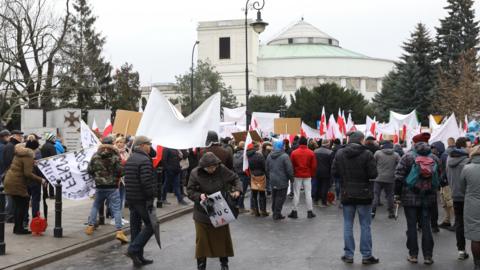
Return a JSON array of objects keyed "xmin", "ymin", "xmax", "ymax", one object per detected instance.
[{"xmin": 197, "ymin": 19, "xmax": 395, "ymax": 104}]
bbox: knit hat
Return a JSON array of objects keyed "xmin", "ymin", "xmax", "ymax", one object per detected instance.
[
  {"xmin": 25, "ymin": 139, "xmax": 40, "ymax": 150},
  {"xmin": 273, "ymin": 140, "xmax": 284, "ymax": 151},
  {"xmin": 412, "ymin": 133, "xmax": 431, "ymax": 144},
  {"xmin": 349, "ymin": 131, "xmax": 365, "ymax": 144},
  {"xmin": 133, "ymin": 136, "xmax": 152, "ymax": 147},
  {"xmin": 45, "ymin": 133, "xmax": 56, "ymax": 143}
]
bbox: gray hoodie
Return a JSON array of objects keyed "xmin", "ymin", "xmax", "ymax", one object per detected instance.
[
  {"xmin": 373, "ymin": 149, "xmax": 400, "ymax": 183},
  {"xmin": 266, "ymin": 149, "xmax": 294, "ymax": 190},
  {"xmin": 447, "ymin": 148, "xmax": 469, "ymax": 202}
]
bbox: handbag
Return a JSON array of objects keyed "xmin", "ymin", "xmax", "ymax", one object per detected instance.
[{"xmin": 250, "ymin": 174, "xmax": 266, "ymax": 191}]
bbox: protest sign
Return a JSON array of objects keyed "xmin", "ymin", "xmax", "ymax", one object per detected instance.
[
  {"xmin": 81, "ymin": 120, "xmax": 101, "ymax": 149},
  {"xmin": 113, "ymin": 110, "xmax": 143, "ymax": 137},
  {"xmin": 231, "ymin": 130, "xmax": 262, "ymax": 143},
  {"xmin": 37, "ymin": 147, "xmax": 97, "ymax": 200},
  {"xmin": 274, "ymin": 118, "xmax": 301, "ymax": 135},
  {"xmin": 201, "ymin": 191, "xmax": 236, "ymax": 228}
]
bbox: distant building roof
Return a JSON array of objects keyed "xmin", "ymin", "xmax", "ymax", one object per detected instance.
[
  {"xmin": 268, "ymin": 19, "xmax": 339, "ymax": 46},
  {"xmin": 259, "ymin": 44, "xmax": 369, "ymax": 59}
]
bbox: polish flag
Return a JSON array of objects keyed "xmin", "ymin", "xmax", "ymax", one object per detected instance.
[
  {"xmin": 152, "ymin": 144, "xmax": 164, "ymax": 168},
  {"xmin": 92, "ymin": 119, "xmax": 99, "ymax": 133},
  {"xmin": 337, "ymin": 108, "xmax": 347, "ymax": 135},
  {"xmin": 102, "ymin": 118, "xmax": 113, "ymax": 138},
  {"xmin": 319, "ymin": 107, "xmax": 327, "ymax": 137},
  {"xmin": 242, "ymin": 132, "xmax": 252, "ymax": 172},
  {"xmin": 249, "ymin": 117, "xmax": 258, "ymax": 131},
  {"xmin": 327, "ymin": 114, "xmax": 343, "ymax": 141},
  {"xmin": 401, "ymin": 124, "xmax": 407, "ymax": 142},
  {"xmin": 346, "ymin": 113, "xmax": 356, "ymax": 132},
  {"xmin": 464, "ymin": 115, "xmax": 469, "ymax": 133}
]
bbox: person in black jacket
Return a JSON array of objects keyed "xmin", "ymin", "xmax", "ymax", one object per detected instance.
[
  {"xmin": 314, "ymin": 140, "xmax": 334, "ymax": 207},
  {"xmin": 3, "ymin": 130, "xmax": 23, "ymax": 223},
  {"xmin": 40, "ymin": 133, "xmax": 58, "ymax": 199},
  {"xmin": 332, "ymin": 131, "xmax": 379, "ymax": 265},
  {"xmin": 161, "ymin": 147, "xmax": 189, "ymax": 205},
  {"xmin": 247, "ymin": 144, "xmax": 269, "ymax": 217},
  {"xmin": 124, "ymin": 136, "xmax": 156, "ymax": 267}
]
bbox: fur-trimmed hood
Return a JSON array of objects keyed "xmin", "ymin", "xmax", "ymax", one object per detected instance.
[{"xmin": 14, "ymin": 143, "xmax": 35, "ymax": 158}]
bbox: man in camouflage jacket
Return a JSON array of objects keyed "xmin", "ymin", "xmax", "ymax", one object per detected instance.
[{"xmin": 85, "ymin": 142, "xmax": 128, "ymax": 244}]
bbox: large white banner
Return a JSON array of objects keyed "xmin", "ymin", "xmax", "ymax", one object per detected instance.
[
  {"xmin": 81, "ymin": 120, "xmax": 101, "ymax": 149},
  {"xmin": 37, "ymin": 147, "xmax": 97, "ymax": 200},
  {"xmin": 429, "ymin": 113, "xmax": 462, "ymax": 146},
  {"xmin": 136, "ymin": 90, "xmax": 221, "ymax": 149},
  {"xmin": 223, "ymin": 106, "xmax": 247, "ymax": 127},
  {"xmin": 301, "ymin": 122, "xmax": 321, "ymax": 139},
  {"xmin": 251, "ymin": 112, "xmax": 279, "ymax": 137}
]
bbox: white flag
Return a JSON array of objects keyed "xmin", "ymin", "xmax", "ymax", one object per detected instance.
[
  {"xmin": 81, "ymin": 120, "xmax": 101, "ymax": 149},
  {"xmin": 242, "ymin": 132, "xmax": 252, "ymax": 172},
  {"xmin": 37, "ymin": 147, "xmax": 97, "ymax": 200}
]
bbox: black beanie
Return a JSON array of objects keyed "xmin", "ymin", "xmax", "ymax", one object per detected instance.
[
  {"xmin": 26, "ymin": 140, "xmax": 40, "ymax": 150},
  {"xmin": 299, "ymin": 136, "xmax": 308, "ymax": 146}
]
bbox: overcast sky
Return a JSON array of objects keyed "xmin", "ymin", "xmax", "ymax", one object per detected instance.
[{"xmin": 62, "ymin": 0, "xmax": 480, "ymax": 85}]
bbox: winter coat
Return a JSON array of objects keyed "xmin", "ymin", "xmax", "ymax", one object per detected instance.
[
  {"xmin": 187, "ymin": 153, "xmax": 242, "ymax": 225},
  {"xmin": 332, "ymin": 143, "xmax": 378, "ymax": 205},
  {"xmin": 0, "ymin": 140, "xmax": 7, "ymax": 176},
  {"xmin": 290, "ymin": 145, "xmax": 317, "ymax": 178},
  {"xmin": 87, "ymin": 144, "xmax": 123, "ymax": 189},
  {"xmin": 365, "ymin": 142, "xmax": 380, "ymax": 155},
  {"xmin": 199, "ymin": 143, "xmax": 234, "ymax": 170},
  {"xmin": 162, "ymin": 148, "xmax": 182, "ymax": 173},
  {"xmin": 4, "ymin": 144, "xmax": 43, "ymax": 197},
  {"xmin": 373, "ymin": 149, "xmax": 400, "ymax": 183},
  {"xmin": 446, "ymin": 148, "xmax": 469, "ymax": 202},
  {"xmin": 314, "ymin": 147, "xmax": 333, "ymax": 180},
  {"xmin": 460, "ymin": 155, "xmax": 480, "ymax": 241},
  {"xmin": 247, "ymin": 149, "xmax": 266, "ymax": 176},
  {"xmin": 394, "ymin": 142, "xmax": 439, "ymax": 207},
  {"xmin": 55, "ymin": 140, "xmax": 65, "ymax": 154},
  {"xmin": 124, "ymin": 148, "xmax": 156, "ymax": 203},
  {"xmin": 266, "ymin": 150, "xmax": 293, "ymax": 190},
  {"xmin": 40, "ymin": 141, "xmax": 57, "ymax": 159},
  {"xmin": 232, "ymin": 149, "xmax": 246, "ymax": 175},
  {"xmin": 3, "ymin": 138, "xmax": 21, "ymax": 170}
]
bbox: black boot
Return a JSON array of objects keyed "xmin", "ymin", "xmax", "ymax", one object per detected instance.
[
  {"xmin": 126, "ymin": 252, "xmax": 143, "ymax": 267},
  {"xmin": 220, "ymin": 257, "xmax": 229, "ymax": 270},
  {"xmin": 474, "ymin": 259, "xmax": 480, "ymax": 270},
  {"xmin": 139, "ymin": 256, "xmax": 154, "ymax": 265},
  {"xmin": 288, "ymin": 210, "xmax": 298, "ymax": 219},
  {"xmin": 307, "ymin": 211, "xmax": 316, "ymax": 219},
  {"xmin": 197, "ymin": 257, "xmax": 207, "ymax": 270}
]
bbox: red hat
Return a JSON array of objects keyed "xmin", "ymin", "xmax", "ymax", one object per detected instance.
[
  {"xmin": 247, "ymin": 143, "xmax": 254, "ymax": 150},
  {"xmin": 412, "ymin": 133, "xmax": 431, "ymax": 144}
]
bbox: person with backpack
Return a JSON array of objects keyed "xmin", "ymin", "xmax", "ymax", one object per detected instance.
[
  {"xmin": 332, "ymin": 131, "xmax": 379, "ymax": 265},
  {"xmin": 446, "ymin": 137, "xmax": 471, "ymax": 261},
  {"xmin": 394, "ymin": 133, "xmax": 439, "ymax": 265}
]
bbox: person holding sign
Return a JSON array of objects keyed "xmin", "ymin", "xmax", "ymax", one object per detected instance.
[{"xmin": 187, "ymin": 152, "xmax": 242, "ymax": 270}]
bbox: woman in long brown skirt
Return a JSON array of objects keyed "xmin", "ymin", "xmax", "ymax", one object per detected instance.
[{"xmin": 187, "ymin": 152, "xmax": 242, "ymax": 270}]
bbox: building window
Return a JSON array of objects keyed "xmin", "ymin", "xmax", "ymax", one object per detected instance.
[
  {"xmin": 264, "ymin": 79, "xmax": 276, "ymax": 92},
  {"xmin": 366, "ymin": 79, "xmax": 378, "ymax": 92},
  {"xmin": 288, "ymin": 38, "xmax": 293, "ymax": 44},
  {"xmin": 308, "ymin": 37, "xmax": 314, "ymax": 44},
  {"xmin": 219, "ymin": 37, "xmax": 230, "ymax": 59}
]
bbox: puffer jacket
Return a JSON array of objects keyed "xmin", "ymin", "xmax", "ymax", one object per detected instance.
[
  {"xmin": 4, "ymin": 144, "xmax": 43, "ymax": 197},
  {"xmin": 187, "ymin": 152, "xmax": 242, "ymax": 224},
  {"xmin": 162, "ymin": 148, "xmax": 182, "ymax": 173},
  {"xmin": 332, "ymin": 143, "xmax": 378, "ymax": 205},
  {"xmin": 87, "ymin": 144, "xmax": 123, "ymax": 189},
  {"xmin": 266, "ymin": 149, "xmax": 293, "ymax": 190},
  {"xmin": 247, "ymin": 149, "xmax": 266, "ymax": 176},
  {"xmin": 373, "ymin": 149, "xmax": 400, "ymax": 183},
  {"xmin": 394, "ymin": 142, "xmax": 439, "ymax": 207},
  {"xmin": 446, "ymin": 148, "xmax": 469, "ymax": 202},
  {"xmin": 124, "ymin": 148, "xmax": 156, "ymax": 203},
  {"xmin": 233, "ymin": 149, "xmax": 246, "ymax": 175}
]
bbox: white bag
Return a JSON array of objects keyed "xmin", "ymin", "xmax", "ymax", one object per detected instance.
[{"xmin": 201, "ymin": 191, "xmax": 236, "ymax": 228}]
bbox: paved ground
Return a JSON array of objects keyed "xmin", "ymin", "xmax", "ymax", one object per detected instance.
[{"xmin": 38, "ymin": 196, "xmax": 476, "ymax": 270}]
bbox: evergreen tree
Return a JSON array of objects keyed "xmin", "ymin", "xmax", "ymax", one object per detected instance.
[
  {"xmin": 288, "ymin": 84, "xmax": 372, "ymax": 127},
  {"xmin": 57, "ymin": 0, "xmax": 113, "ymax": 109},
  {"xmin": 111, "ymin": 63, "xmax": 141, "ymax": 112},
  {"xmin": 248, "ymin": 95, "xmax": 287, "ymax": 113},
  {"xmin": 436, "ymin": 0, "xmax": 479, "ymax": 78},
  {"xmin": 173, "ymin": 60, "xmax": 238, "ymax": 115},
  {"xmin": 372, "ymin": 23, "xmax": 436, "ymax": 125}
]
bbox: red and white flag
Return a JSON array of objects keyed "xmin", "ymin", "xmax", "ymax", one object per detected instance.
[
  {"xmin": 92, "ymin": 118, "xmax": 99, "ymax": 133},
  {"xmin": 346, "ymin": 113, "xmax": 356, "ymax": 132},
  {"xmin": 249, "ymin": 116, "xmax": 259, "ymax": 131},
  {"xmin": 464, "ymin": 115, "xmax": 469, "ymax": 133},
  {"xmin": 152, "ymin": 144, "xmax": 164, "ymax": 168},
  {"xmin": 327, "ymin": 114, "xmax": 343, "ymax": 141},
  {"xmin": 319, "ymin": 107, "xmax": 327, "ymax": 137},
  {"xmin": 242, "ymin": 132, "xmax": 252, "ymax": 172},
  {"xmin": 337, "ymin": 108, "xmax": 347, "ymax": 135},
  {"xmin": 102, "ymin": 118, "xmax": 113, "ymax": 138}
]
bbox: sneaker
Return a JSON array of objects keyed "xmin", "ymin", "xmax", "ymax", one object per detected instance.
[
  {"xmin": 407, "ymin": 255, "xmax": 418, "ymax": 264},
  {"xmin": 341, "ymin": 256, "xmax": 354, "ymax": 264},
  {"xmin": 438, "ymin": 222, "xmax": 452, "ymax": 229},
  {"xmin": 116, "ymin": 230, "xmax": 129, "ymax": 244},
  {"xmin": 288, "ymin": 210, "xmax": 298, "ymax": 219},
  {"xmin": 388, "ymin": 214, "xmax": 396, "ymax": 219},
  {"xmin": 178, "ymin": 200, "xmax": 190, "ymax": 206},
  {"xmin": 85, "ymin": 225, "xmax": 95, "ymax": 236},
  {"xmin": 458, "ymin": 251, "xmax": 470, "ymax": 260},
  {"xmin": 307, "ymin": 211, "xmax": 316, "ymax": 219},
  {"xmin": 424, "ymin": 257, "xmax": 434, "ymax": 265},
  {"xmin": 362, "ymin": 256, "xmax": 380, "ymax": 265},
  {"xmin": 371, "ymin": 212, "xmax": 376, "ymax": 219}
]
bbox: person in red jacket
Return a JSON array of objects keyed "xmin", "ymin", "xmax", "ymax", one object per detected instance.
[{"xmin": 288, "ymin": 136, "xmax": 317, "ymax": 219}]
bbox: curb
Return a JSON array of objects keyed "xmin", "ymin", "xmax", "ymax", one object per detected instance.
[{"xmin": 3, "ymin": 206, "xmax": 193, "ymax": 270}]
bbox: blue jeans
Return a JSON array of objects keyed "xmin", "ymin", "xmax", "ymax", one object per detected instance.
[
  {"xmin": 343, "ymin": 204, "xmax": 373, "ymax": 258},
  {"xmin": 119, "ymin": 182, "xmax": 126, "ymax": 210},
  {"xmin": 128, "ymin": 203, "xmax": 154, "ymax": 256},
  {"xmin": 88, "ymin": 189, "xmax": 122, "ymax": 230},
  {"xmin": 238, "ymin": 174, "xmax": 250, "ymax": 209},
  {"xmin": 162, "ymin": 170, "xmax": 183, "ymax": 202},
  {"xmin": 28, "ymin": 182, "xmax": 41, "ymax": 218}
]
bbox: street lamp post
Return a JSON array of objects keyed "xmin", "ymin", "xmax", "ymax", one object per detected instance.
[
  {"xmin": 191, "ymin": 41, "xmax": 200, "ymax": 114},
  {"xmin": 245, "ymin": 0, "xmax": 268, "ymax": 130}
]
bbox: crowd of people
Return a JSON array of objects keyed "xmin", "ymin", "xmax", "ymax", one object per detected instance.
[{"xmin": 1, "ymin": 126, "xmax": 480, "ymax": 270}]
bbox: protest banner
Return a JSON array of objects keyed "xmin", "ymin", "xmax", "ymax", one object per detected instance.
[
  {"xmin": 37, "ymin": 147, "xmax": 97, "ymax": 200},
  {"xmin": 80, "ymin": 120, "xmax": 101, "ymax": 149},
  {"xmin": 231, "ymin": 130, "xmax": 262, "ymax": 143},
  {"xmin": 201, "ymin": 191, "xmax": 236, "ymax": 228},
  {"xmin": 113, "ymin": 110, "xmax": 143, "ymax": 137},
  {"xmin": 274, "ymin": 118, "xmax": 301, "ymax": 135}
]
